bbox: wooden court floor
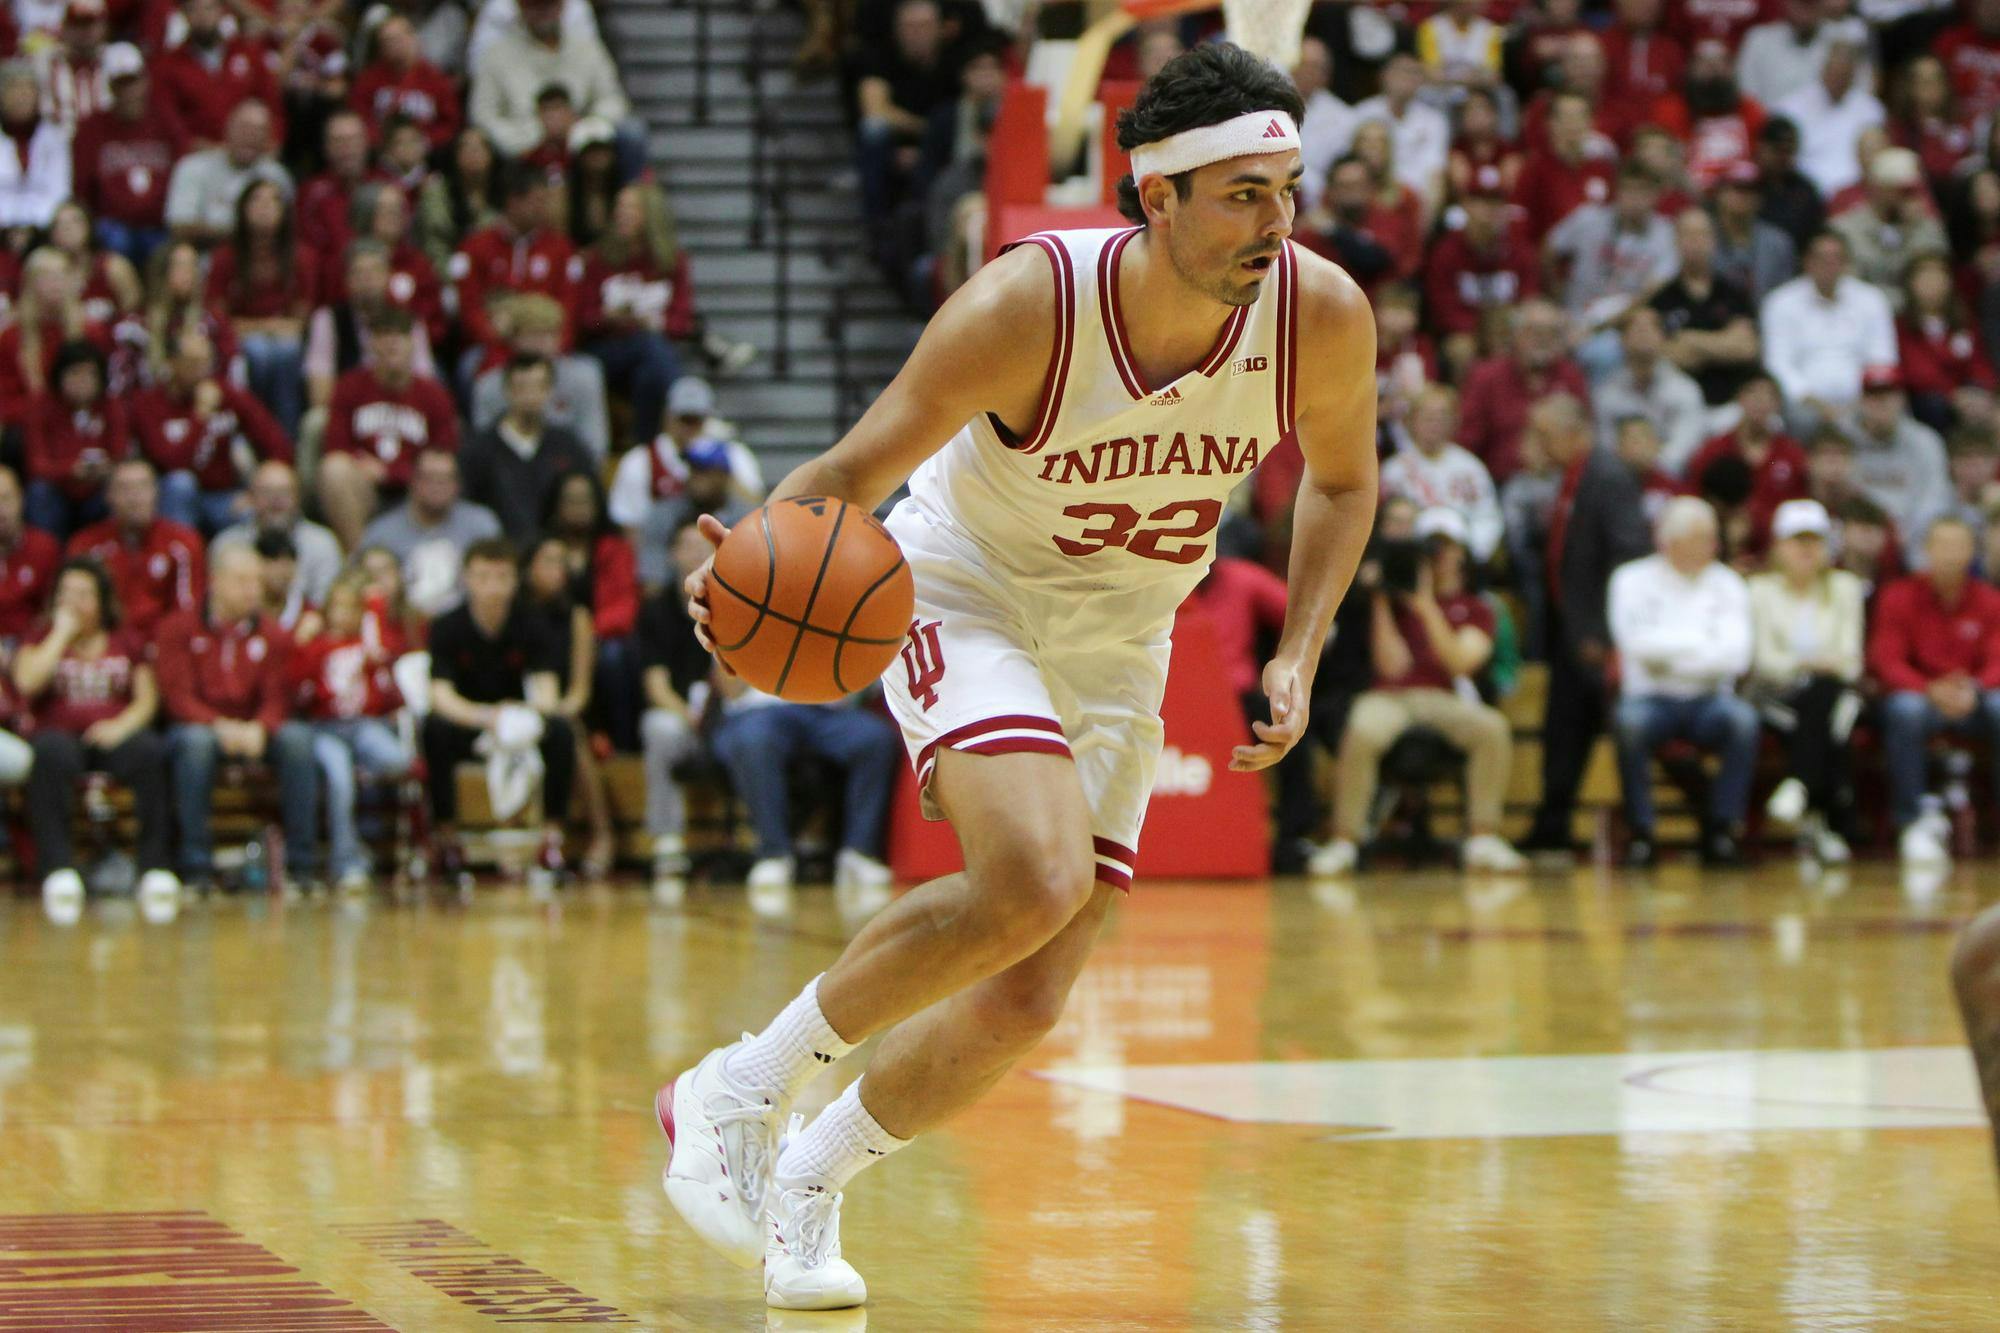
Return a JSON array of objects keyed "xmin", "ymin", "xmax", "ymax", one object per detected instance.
[{"xmin": 0, "ymin": 863, "xmax": 1997, "ymax": 1331}]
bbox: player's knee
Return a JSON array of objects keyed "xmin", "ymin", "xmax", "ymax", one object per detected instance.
[
  {"xmin": 1952, "ymin": 905, "xmax": 2000, "ymax": 1016},
  {"xmin": 974, "ymin": 843, "xmax": 1095, "ymax": 948}
]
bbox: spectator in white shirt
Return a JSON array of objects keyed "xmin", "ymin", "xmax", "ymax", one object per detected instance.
[
  {"xmin": 1774, "ymin": 37, "xmax": 1883, "ymax": 198},
  {"xmin": 0, "ymin": 61, "xmax": 69, "ymax": 230},
  {"xmin": 1761, "ymin": 229, "xmax": 1898, "ymax": 430},
  {"xmin": 1380, "ymin": 385, "xmax": 1504, "ymax": 564},
  {"xmin": 1736, "ymin": 0, "xmax": 1871, "ymax": 108},
  {"xmin": 1293, "ymin": 36, "xmax": 1355, "ymax": 211},
  {"xmin": 1608, "ymin": 496, "xmax": 1760, "ymax": 867},
  {"xmin": 1351, "ymin": 52, "xmax": 1450, "ymax": 213},
  {"xmin": 1592, "ymin": 306, "xmax": 1708, "ymax": 473}
]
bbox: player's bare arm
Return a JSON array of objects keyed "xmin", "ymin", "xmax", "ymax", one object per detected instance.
[
  {"xmin": 1231, "ymin": 249, "xmax": 1378, "ymax": 772},
  {"xmin": 682, "ymin": 243, "xmax": 1058, "ymax": 643}
]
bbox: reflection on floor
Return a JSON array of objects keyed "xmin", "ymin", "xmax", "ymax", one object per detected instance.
[{"xmin": 0, "ymin": 861, "xmax": 1994, "ymax": 1330}]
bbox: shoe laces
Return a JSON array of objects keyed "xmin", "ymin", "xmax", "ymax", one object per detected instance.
[
  {"xmin": 705, "ymin": 1046, "xmax": 780, "ymax": 1205},
  {"xmin": 774, "ymin": 1180, "xmax": 843, "ymax": 1269}
]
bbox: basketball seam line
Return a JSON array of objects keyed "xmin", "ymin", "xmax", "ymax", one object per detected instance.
[
  {"xmin": 710, "ymin": 507, "xmax": 784, "ymax": 654},
  {"xmin": 708, "ymin": 567, "xmax": 904, "ymax": 644},
  {"xmin": 773, "ymin": 499, "xmax": 846, "ymax": 696},
  {"xmin": 831, "ymin": 555, "xmax": 910, "ymax": 694}
]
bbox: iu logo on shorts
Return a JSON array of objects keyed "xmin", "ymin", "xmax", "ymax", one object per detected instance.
[{"xmin": 901, "ymin": 619, "xmax": 945, "ymax": 711}]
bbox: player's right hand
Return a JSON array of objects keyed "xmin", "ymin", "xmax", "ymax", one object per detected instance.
[{"xmin": 683, "ymin": 512, "xmax": 732, "ymax": 657}]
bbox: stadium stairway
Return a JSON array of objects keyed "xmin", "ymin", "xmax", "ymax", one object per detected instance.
[{"xmin": 602, "ymin": 0, "xmax": 925, "ymax": 471}]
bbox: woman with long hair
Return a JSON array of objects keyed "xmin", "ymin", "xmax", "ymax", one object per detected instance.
[
  {"xmin": 1347, "ymin": 120, "xmax": 1426, "ymax": 281},
  {"xmin": 415, "ymin": 125, "xmax": 502, "ymax": 271},
  {"xmin": 521, "ymin": 532, "xmax": 616, "ymax": 878},
  {"xmin": 542, "ymin": 467, "xmax": 640, "ymax": 744},
  {"xmin": 1445, "ymin": 87, "xmax": 1520, "ymax": 205},
  {"xmin": 14, "ymin": 557, "xmax": 177, "ymax": 914},
  {"xmin": 1892, "ymin": 55, "xmax": 1972, "ymax": 190},
  {"xmin": 578, "ymin": 183, "xmax": 689, "ymax": 442},
  {"xmin": 44, "ymin": 200, "xmax": 141, "ymax": 328},
  {"xmin": 351, "ymin": 542, "xmax": 426, "ymax": 649},
  {"xmin": 1747, "ymin": 499, "xmax": 1865, "ymax": 863},
  {"xmin": 205, "ymin": 179, "xmax": 317, "ymax": 436},
  {"xmin": 1899, "ymin": 250, "xmax": 1997, "ymax": 432},
  {"xmin": 0, "ymin": 247, "xmax": 101, "ymax": 418},
  {"xmin": 135, "ymin": 238, "xmax": 242, "ymax": 389},
  {"xmin": 338, "ymin": 182, "xmax": 446, "ymax": 343}
]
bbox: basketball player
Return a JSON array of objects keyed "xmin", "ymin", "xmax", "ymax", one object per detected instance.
[
  {"xmin": 660, "ymin": 45, "xmax": 1379, "ymax": 1310},
  {"xmin": 1954, "ymin": 904, "xmax": 2000, "ymax": 1185}
]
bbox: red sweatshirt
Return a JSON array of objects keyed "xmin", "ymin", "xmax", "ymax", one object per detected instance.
[
  {"xmin": 288, "ymin": 632, "xmax": 402, "ymax": 720},
  {"xmin": 1458, "ymin": 355, "xmax": 1591, "ymax": 484},
  {"xmin": 577, "ymin": 249, "xmax": 696, "ymax": 342},
  {"xmin": 1867, "ymin": 574, "xmax": 2000, "ymax": 692},
  {"xmin": 449, "ymin": 223, "xmax": 580, "ymax": 351},
  {"xmin": 73, "ymin": 103, "xmax": 186, "ymax": 228},
  {"xmin": 1896, "ymin": 316, "xmax": 1997, "ymax": 401},
  {"xmin": 1422, "ymin": 225, "xmax": 1539, "ymax": 337},
  {"xmin": 1513, "ymin": 149, "xmax": 1614, "ymax": 244},
  {"xmin": 586, "ymin": 533, "xmax": 639, "ymax": 638},
  {"xmin": 65, "ymin": 516, "xmax": 205, "ymax": 635},
  {"xmin": 1188, "ymin": 556, "xmax": 1287, "ymax": 695},
  {"xmin": 0, "ymin": 526, "xmax": 58, "ymax": 641},
  {"xmin": 205, "ymin": 241, "xmax": 320, "ymax": 321},
  {"xmin": 295, "ymin": 168, "xmax": 389, "ymax": 258},
  {"xmin": 24, "ymin": 393, "xmax": 130, "ymax": 500},
  {"xmin": 321, "ymin": 366, "xmax": 459, "ymax": 487},
  {"xmin": 152, "ymin": 37, "xmax": 283, "ymax": 143},
  {"xmin": 130, "ymin": 379, "xmax": 292, "ymax": 491},
  {"xmin": 154, "ymin": 606, "xmax": 293, "ymax": 729},
  {"xmin": 349, "ymin": 60, "xmax": 461, "ymax": 148}
]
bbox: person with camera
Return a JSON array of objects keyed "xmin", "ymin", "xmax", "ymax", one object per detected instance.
[
  {"xmin": 1312, "ymin": 507, "xmax": 1526, "ymax": 876},
  {"xmin": 1607, "ymin": 496, "xmax": 1760, "ymax": 867}
]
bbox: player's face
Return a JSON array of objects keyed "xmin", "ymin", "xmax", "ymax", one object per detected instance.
[{"xmin": 1161, "ymin": 150, "xmax": 1301, "ymax": 307}]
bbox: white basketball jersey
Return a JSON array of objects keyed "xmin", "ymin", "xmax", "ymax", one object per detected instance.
[{"xmin": 900, "ymin": 226, "xmax": 1299, "ymax": 646}]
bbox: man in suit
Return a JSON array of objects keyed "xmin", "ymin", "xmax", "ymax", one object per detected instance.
[{"xmin": 1520, "ymin": 393, "xmax": 1654, "ymax": 854}]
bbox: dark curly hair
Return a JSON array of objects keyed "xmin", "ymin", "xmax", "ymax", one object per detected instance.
[{"xmin": 1114, "ymin": 43, "xmax": 1306, "ymax": 225}]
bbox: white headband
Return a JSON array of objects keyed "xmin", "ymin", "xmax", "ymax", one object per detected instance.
[{"xmin": 1128, "ymin": 110, "xmax": 1302, "ymax": 179}]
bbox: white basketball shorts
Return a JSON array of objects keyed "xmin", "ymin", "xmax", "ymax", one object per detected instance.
[{"xmin": 879, "ymin": 503, "xmax": 1169, "ymax": 892}]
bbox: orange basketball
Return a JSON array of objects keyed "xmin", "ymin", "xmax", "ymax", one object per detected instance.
[{"xmin": 706, "ymin": 496, "xmax": 916, "ymax": 703}]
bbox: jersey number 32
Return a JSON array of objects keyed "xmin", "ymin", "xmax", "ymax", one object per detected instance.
[{"xmin": 1052, "ymin": 499, "xmax": 1223, "ymax": 565}]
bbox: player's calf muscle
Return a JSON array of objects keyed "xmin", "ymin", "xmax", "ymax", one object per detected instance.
[{"xmin": 1952, "ymin": 907, "xmax": 2000, "ymax": 1156}]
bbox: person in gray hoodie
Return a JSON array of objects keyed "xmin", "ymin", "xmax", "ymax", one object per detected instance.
[{"xmin": 1843, "ymin": 365, "xmax": 1953, "ymax": 564}]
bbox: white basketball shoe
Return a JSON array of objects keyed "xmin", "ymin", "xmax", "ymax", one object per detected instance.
[
  {"xmin": 656, "ymin": 1042, "xmax": 784, "ymax": 1269},
  {"xmin": 764, "ymin": 1114, "xmax": 867, "ymax": 1311}
]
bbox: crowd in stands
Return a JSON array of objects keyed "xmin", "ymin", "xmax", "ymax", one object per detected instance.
[{"xmin": 0, "ymin": 0, "xmax": 913, "ymax": 918}]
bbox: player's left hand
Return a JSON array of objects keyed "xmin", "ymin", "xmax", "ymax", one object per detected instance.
[{"xmin": 1231, "ymin": 658, "xmax": 1308, "ymax": 772}]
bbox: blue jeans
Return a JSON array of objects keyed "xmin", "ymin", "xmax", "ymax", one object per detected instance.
[
  {"xmin": 24, "ymin": 482, "xmax": 105, "ymax": 541},
  {"xmin": 1880, "ymin": 689, "xmax": 2000, "ymax": 829},
  {"xmin": 854, "ymin": 117, "xmax": 902, "ymax": 223},
  {"xmin": 95, "ymin": 217, "xmax": 166, "ymax": 269},
  {"xmin": 1613, "ymin": 692, "xmax": 1761, "ymax": 834},
  {"xmin": 594, "ymin": 634, "xmax": 641, "ymax": 752},
  {"xmin": 240, "ymin": 332, "xmax": 304, "ymax": 438},
  {"xmin": 710, "ymin": 703, "xmax": 900, "ymax": 859},
  {"xmin": 169, "ymin": 721, "xmax": 321, "ymax": 879},
  {"xmin": 584, "ymin": 333, "xmax": 679, "ymax": 442},
  {"xmin": 312, "ymin": 718, "xmax": 412, "ymax": 877},
  {"xmin": 158, "ymin": 471, "xmax": 244, "ymax": 536}
]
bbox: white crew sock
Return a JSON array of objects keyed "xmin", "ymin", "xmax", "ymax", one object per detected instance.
[
  {"xmin": 723, "ymin": 974, "xmax": 857, "ymax": 1101},
  {"xmin": 775, "ymin": 1077, "xmax": 908, "ymax": 1190}
]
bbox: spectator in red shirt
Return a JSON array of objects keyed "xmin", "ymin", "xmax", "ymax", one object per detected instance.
[
  {"xmin": 205, "ymin": 178, "xmax": 315, "ymax": 438},
  {"xmin": 1295, "ymin": 155, "xmax": 1400, "ymax": 296},
  {"xmin": 14, "ymin": 557, "xmax": 175, "ymax": 908},
  {"xmin": 1890, "ymin": 56, "xmax": 1974, "ymax": 193},
  {"xmin": 1424, "ymin": 165, "xmax": 1538, "ymax": 378},
  {"xmin": 36, "ymin": 0, "xmax": 110, "ymax": 133},
  {"xmin": 449, "ymin": 161, "xmax": 579, "ymax": 374},
  {"xmin": 1348, "ymin": 120, "xmax": 1426, "ymax": 278},
  {"xmin": 1669, "ymin": 0, "xmax": 1774, "ymax": 53},
  {"xmin": 1936, "ymin": 0, "xmax": 2000, "ymax": 128},
  {"xmin": 1898, "ymin": 251, "xmax": 1997, "ymax": 434},
  {"xmin": 1602, "ymin": 0, "xmax": 1686, "ymax": 106},
  {"xmin": 64, "ymin": 457, "xmax": 202, "ymax": 634},
  {"xmin": 72, "ymin": 44, "xmax": 183, "ymax": 267},
  {"xmin": 1683, "ymin": 372, "xmax": 1809, "ymax": 547},
  {"xmin": 46, "ymin": 201, "xmax": 138, "ymax": 333},
  {"xmin": 0, "ymin": 465, "xmax": 57, "ymax": 642},
  {"xmin": 132, "ymin": 324, "xmax": 291, "ymax": 534},
  {"xmin": 1444, "ymin": 87, "xmax": 1522, "ymax": 207},
  {"xmin": 336, "ymin": 183, "xmax": 445, "ymax": 344},
  {"xmin": 289, "ymin": 569, "xmax": 410, "ymax": 891},
  {"xmin": 304, "ymin": 238, "xmax": 439, "ymax": 411},
  {"xmin": 1320, "ymin": 506, "xmax": 1525, "ymax": 875},
  {"xmin": 1868, "ymin": 516, "xmax": 2000, "ymax": 859},
  {"xmin": 1513, "ymin": 91, "xmax": 1616, "ymax": 244},
  {"xmin": 295, "ymin": 109, "xmax": 385, "ymax": 261},
  {"xmin": 542, "ymin": 467, "xmax": 639, "ymax": 749},
  {"xmin": 155, "ymin": 541, "xmax": 319, "ymax": 890},
  {"xmin": 24, "ymin": 339, "xmax": 127, "ymax": 539},
  {"xmin": 128, "ymin": 238, "xmax": 239, "ymax": 392},
  {"xmin": 378, "ymin": 111, "xmax": 432, "ymax": 197},
  {"xmin": 578, "ymin": 183, "xmax": 689, "ymax": 443},
  {"xmin": 1652, "ymin": 39, "xmax": 1767, "ymax": 191},
  {"xmin": 0, "ymin": 248, "xmax": 109, "ymax": 424},
  {"xmin": 153, "ymin": 0, "xmax": 283, "ymax": 145},
  {"xmin": 522, "ymin": 84, "xmax": 578, "ymax": 185},
  {"xmin": 317, "ymin": 306, "xmax": 459, "ymax": 550},
  {"xmin": 1459, "ymin": 296, "xmax": 1590, "ymax": 483},
  {"xmin": 350, "ymin": 12, "xmax": 460, "ymax": 150}
]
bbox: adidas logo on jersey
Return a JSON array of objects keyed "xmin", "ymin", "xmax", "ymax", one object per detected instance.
[
  {"xmin": 1230, "ymin": 355, "xmax": 1269, "ymax": 377},
  {"xmin": 1147, "ymin": 386, "xmax": 1184, "ymax": 406}
]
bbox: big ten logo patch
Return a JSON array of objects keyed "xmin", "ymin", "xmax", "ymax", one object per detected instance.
[
  {"xmin": 1152, "ymin": 745, "xmax": 1211, "ymax": 797},
  {"xmin": 1230, "ymin": 355, "xmax": 1269, "ymax": 377}
]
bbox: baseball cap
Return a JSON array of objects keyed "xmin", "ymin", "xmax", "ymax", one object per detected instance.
[
  {"xmin": 668, "ymin": 376, "xmax": 715, "ymax": 418},
  {"xmin": 1861, "ymin": 364, "xmax": 1903, "ymax": 393},
  {"xmin": 101, "ymin": 42, "xmax": 142, "ymax": 81},
  {"xmin": 1413, "ymin": 506, "xmax": 1470, "ymax": 547},
  {"xmin": 682, "ymin": 437, "xmax": 731, "ymax": 471},
  {"xmin": 1772, "ymin": 498, "xmax": 1832, "ymax": 541},
  {"xmin": 1868, "ymin": 146, "xmax": 1922, "ymax": 190}
]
